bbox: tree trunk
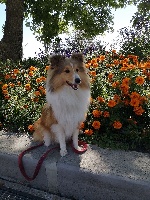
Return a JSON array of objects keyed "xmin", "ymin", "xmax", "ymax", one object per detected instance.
[{"xmin": 0, "ymin": 0, "xmax": 24, "ymax": 62}]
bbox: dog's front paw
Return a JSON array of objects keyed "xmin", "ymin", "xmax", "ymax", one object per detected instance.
[
  {"xmin": 60, "ymin": 149, "xmax": 68, "ymax": 157},
  {"xmin": 44, "ymin": 140, "xmax": 50, "ymax": 147},
  {"xmin": 76, "ymin": 146, "xmax": 83, "ymax": 151}
]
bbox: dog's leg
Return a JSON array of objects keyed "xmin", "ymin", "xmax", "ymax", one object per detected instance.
[
  {"xmin": 51, "ymin": 124, "xmax": 67, "ymax": 157},
  {"xmin": 72, "ymin": 129, "xmax": 81, "ymax": 150},
  {"xmin": 43, "ymin": 131, "xmax": 51, "ymax": 147}
]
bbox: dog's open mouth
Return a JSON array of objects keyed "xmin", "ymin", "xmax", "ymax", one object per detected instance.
[{"xmin": 66, "ymin": 81, "xmax": 78, "ymax": 90}]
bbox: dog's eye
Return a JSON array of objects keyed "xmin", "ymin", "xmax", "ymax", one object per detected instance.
[
  {"xmin": 76, "ymin": 69, "xmax": 79, "ymax": 72},
  {"xmin": 65, "ymin": 69, "xmax": 70, "ymax": 73}
]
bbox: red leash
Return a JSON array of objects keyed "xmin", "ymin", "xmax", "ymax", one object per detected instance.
[{"xmin": 18, "ymin": 140, "xmax": 87, "ymax": 181}]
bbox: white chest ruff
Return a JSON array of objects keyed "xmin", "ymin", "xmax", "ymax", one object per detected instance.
[{"xmin": 46, "ymin": 86, "xmax": 90, "ymax": 137}]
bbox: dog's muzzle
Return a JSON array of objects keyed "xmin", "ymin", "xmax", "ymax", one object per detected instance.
[
  {"xmin": 66, "ymin": 81, "xmax": 79, "ymax": 90},
  {"xmin": 66, "ymin": 73, "xmax": 81, "ymax": 90}
]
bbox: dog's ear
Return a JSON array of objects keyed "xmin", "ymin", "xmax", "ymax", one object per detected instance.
[
  {"xmin": 50, "ymin": 55, "xmax": 65, "ymax": 68},
  {"xmin": 71, "ymin": 53, "xmax": 84, "ymax": 62}
]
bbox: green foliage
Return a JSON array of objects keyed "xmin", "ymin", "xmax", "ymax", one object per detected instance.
[
  {"xmin": 118, "ymin": 27, "xmax": 150, "ymax": 61},
  {"xmin": 23, "ymin": 0, "xmax": 134, "ymax": 44},
  {"xmin": 0, "ymin": 0, "xmax": 6, "ymax": 3},
  {"xmin": 118, "ymin": 0, "xmax": 150, "ymax": 61},
  {"xmin": 0, "ymin": 58, "xmax": 47, "ymax": 133},
  {"xmin": 0, "ymin": 50, "xmax": 150, "ymax": 152},
  {"xmin": 80, "ymin": 51, "xmax": 150, "ymax": 152}
]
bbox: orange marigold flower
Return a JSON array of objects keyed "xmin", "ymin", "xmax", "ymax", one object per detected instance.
[
  {"xmin": 11, "ymin": 74, "xmax": 17, "ymax": 79},
  {"xmin": 45, "ymin": 65, "xmax": 50, "ymax": 70},
  {"xmin": 36, "ymin": 78, "xmax": 42, "ymax": 83},
  {"xmin": 29, "ymin": 66, "xmax": 37, "ymax": 71},
  {"xmin": 92, "ymin": 110, "xmax": 102, "ymax": 118},
  {"xmin": 93, "ymin": 62, "xmax": 98, "ymax": 68},
  {"xmin": 122, "ymin": 88, "xmax": 129, "ymax": 95},
  {"xmin": 84, "ymin": 129, "xmax": 93, "ymax": 136},
  {"xmin": 32, "ymin": 97, "xmax": 39, "ymax": 102},
  {"xmin": 133, "ymin": 106, "xmax": 145, "ymax": 115},
  {"xmin": 122, "ymin": 77, "xmax": 130, "ymax": 85},
  {"xmin": 120, "ymin": 83, "xmax": 129, "ymax": 95},
  {"xmin": 123, "ymin": 58, "xmax": 129, "ymax": 63},
  {"xmin": 128, "ymin": 64, "xmax": 136, "ymax": 70},
  {"xmin": 34, "ymin": 91, "xmax": 41, "ymax": 96},
  {"xmin": 123, "ymin": 63, "xmax": 129, "ymax": 68},
  {"xmin": 79, "ymin": 122, "xmax": 85, "ymax": 129},
  {"xmin": 5, "ymin": 74, "xmax": 10, "ymax": 79},
  {"xmin": 110, "ymin": 64, "xmax": 115, "ymax": 67},
  {"xmin": 108, "ymin": 73, "xmax": 114, "ymax": 79},
  {"xmin": 4, "ymin": 95, "xmax": 10, "ymax": 99},
  {"xmin": 120, "ymin": 83, "xmax": 129, "ymax": 89},
  {"xmin": 28, "ymin": 71, "xmax": 34, "ymax": 77},
  {"xmin": 40, "ymin": 76, "xmax": 46, "ymax": 81},
  {"xmin": 25, "ymin": 83, "xmax": 31, "ymax": 91},
  {"xmin": 2, "ymin": 84, "xmax": 8, "ymax": 90},
  {"xmin": 130, "ymin": 92, "xmax": 140, "ymax": 99},
  {"xmin": 113, "ymin": 94, "xmax": 120, "ymax": 103},
  {"xmin": 106, "ymin": 64, "xmax": 111, "ymax": 67},
  {"xmin": 130, "ymin": 98, "xmax": 140, "ymax": 107},
  {"xmin": 108, "ymin": 100, "xmax": 117, "ymax": 107},
  {"xmin": 135, "ymin": 76, "xmax": 145, "ymax": 85},
  {"xmin": 143, "ymin": 61, "xmax": 150, "ymax": 69},
  {"xmin": 99, "ymin": 55, "xmax": 105, "ymax": 61},
  {"xmin": 120, "ymin": 66, "xmax": 128, "ymax": 71},
  {"xmin": 28, "ymin": 124, "xmax": 34, "ymax": 132},
  {"xmin": 13, "ymin": 69, "xmax": 20, "ymax": 74},
  {"xmin": 85, "ymin": 63, "xmax": 91, "ymax": 68},
  {"xmin": 42, "ymin": 89, "xmax": 46, "ymax": 95},
  {"xmin": 92, "ymin": 121, "xmax": 101, "ymax": 129},
  {"xmin": 112, "ymin": 81, "xmax": 120, "ymax": 88},
  {"xmin": 2, "ymin": 90, "xmax": 8, "ymax": 95},
  {"xmin": 97, "ymin": 96, "xmax": 105, "ymax": 103},
  {"xmin": 112, "ymin": 50, "xmax": 116, "ymax": 53},
  {"xmin": 90, "ymin": 71, "xmax": 96, "ymax": 77},
  {"xmin": 38, "ymin": 86, "xmax": 46, "ymax": 94},
  {"xmin": 38, "ymin": 86, "xmax": 44, "ymax": 90},
  {"xmin": 128, "ymin": 54, "xmax": 135, "ymax": 59},
  {"xmin": 113, "ymin": 59, "xmax": 120, "ymax": 65},
  {"xmin": 9, "ymin": 83, "xmax": 15, "ymax": 87},
  {"xmin": 113, "ymin": 121, "xmax": 122, "ymax": 129},
  {"xmin": 17, "ymin": 81, "xmax": 21, "ymax": 86},
  {"xmin": 142, "ymin": 69, "xmax": 147, "ymax": 75},
  {"xmin": 91, "ymin": 58, "xmax": 98, "ymax": 64},
  {"xmin": 103, "ymin": 111, "xmax": 110, "ymax": 118}
]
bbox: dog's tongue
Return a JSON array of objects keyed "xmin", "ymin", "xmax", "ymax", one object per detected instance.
[
  {"xmin": 66, "ymin": 81, "xmax": 78, "ymax": 90},
  {"xmin": 72, "ymin": 84, "xmax": 78, "ymax": 90}
]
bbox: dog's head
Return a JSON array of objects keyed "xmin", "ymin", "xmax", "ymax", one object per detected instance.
[{"xmin": 46, "ymin": 53, "xmax": 90, "ymax": 92}]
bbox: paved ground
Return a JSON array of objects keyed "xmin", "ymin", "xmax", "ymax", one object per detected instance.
[
  {"xmin": 0, "ymin": 178, "xmax": 71, "ymax": 200},
  {"xmin": 0, "ymin": 130, "xmax": 150, "ymax": 200}
]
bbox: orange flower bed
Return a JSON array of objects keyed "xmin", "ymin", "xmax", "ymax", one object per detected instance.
[
  {"xmin": 80, "ymin": 51, "xmax": 149, "ymax": 151},
  {"xmin": 0, "ymin": 50, "xmax": 149, "ymax": 151}
]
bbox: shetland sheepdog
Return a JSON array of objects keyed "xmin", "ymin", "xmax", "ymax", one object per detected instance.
[{"xmin": 33, "ymin": 53, "xmax": 90, "ymax": 156}]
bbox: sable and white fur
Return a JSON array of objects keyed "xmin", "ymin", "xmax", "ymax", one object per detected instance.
[{"xmin": 33, "ymin": 53, "xmax": 90, "ymax": 156}]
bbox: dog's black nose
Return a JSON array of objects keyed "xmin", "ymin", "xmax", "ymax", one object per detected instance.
[{"xmin": 75, "ymin": 77, "xmax": 81, "ymax": 84}]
